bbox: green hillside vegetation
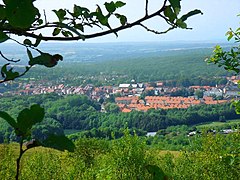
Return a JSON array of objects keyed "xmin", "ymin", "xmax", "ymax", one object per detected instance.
[
  {"xmin": 0, "ymin": 130, "xmax": 239, "ymax": 179},
  {"xmin": 22, "ymin": 48, "xmax": 231, "ymax": 86},
  {"xmin": 196, "ymin": 119, "xmax": 240, "ymax": 129},
  {"xmin": 0, "ymin": 94, "xmax": 239, "ymax": 145}
]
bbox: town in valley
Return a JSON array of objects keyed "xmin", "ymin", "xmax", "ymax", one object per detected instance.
[{"xmin": 1, "ymin": 75, "xmax": 239, "ymax": 113}]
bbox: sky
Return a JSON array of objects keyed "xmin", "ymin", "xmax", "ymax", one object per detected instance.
[{"xmin": 5, "ymin": 0, "xmax": 240, "ymax": 43}]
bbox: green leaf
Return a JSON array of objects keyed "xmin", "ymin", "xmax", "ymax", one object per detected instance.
[
  {"xmin": 37, "ymin": 19, "xmax": 43, "ymax": 25},
  {"xmin": 115, "ymin": 14, "xmax": 127, "ymax": 25},
  {"xmin": 226, "ymin": 31, "xmax": 233, "ymax": 41},
  {"xmin": 42, "ymin": 135, "xmax": 75, "ymax": 152},
  {"xmin": 73, "ymin": 5, "xmax": 82, "ymax": 17},
  {"xmin": 180, "ymin": 9, "xmax": 203, "ymax": 22},
  {"xmin": 169, "ymin": 0, "xmax": 181, "ymax": 15},
  {"xmin": 115, "ymin": 1, "xmax": 126, "ymax": 8},
  {"xmin": 62, "ymin": 30, "xmax": 73, "ymax": 37},
  {"xmin": 0, "ymin": 6, "xmax": 6, "ymax": 19},
  {"xmin": 16, "ymin": 104, "xmax": 44, "ymax": 135},
  {"xmin": 119, "ymin": 15, "xmax": 127, "ymax": 25},
  {"xmin": 75, "ymin": 23, "xmax": 84, "ymax": 32},
  {"xmin": 105, "ymin": 1, "xmax": 116, "ymax": 13},
  {"xmin": 0, "ymin": 111, "xmax": 17, "ymax": 128},
  {"xmin": 164, "ymin": 6, "xmax": 176, "ymax": 23},
  {"xmin": 73, "ymin": 5, "xmax": 89, "ymax": 17},
  {"xmin": 233, "ymin": 100, "xmax": 240, "ymax": 114},
  {"xmin": 53, "ymin": 9, "xmax": 66, "ymax": 22},
  {"xmin": 1, "ymin": 63, "xmax": 19, "ymax": 81},
  {"xmin": 29, "ymin": 52, "xmax": 63, "ymax": 68},
  {"xmin": 0, "ymin": 31, "xmax": 9, "ymax": 43},
  {"xmin": 227, "ymin": 33, "xmax": 233, "ymax": 41},
  {"xmin": 223, "ymin": 155, "xmax": 235, "ymax": 165},
  {"xmin": 52, "ymin": 28, "xmax": 61, "ymax": 36},
  {"xmin": 4, "ymin": 0, "xmax": 39, "ymax": 29},
  {"xmin": 176, "ymin": 19, "xmax": 187, "ymax": 28},
  {"xmin": 1, "ymin": 63, "xmax": 8, "ymax": 78},
  {"xmin": 96, "ymin": 6, "xmax": 109, "ymax": 26},
  {"xmin": 146, "ymin": 165, "xmax": 166, "ymax": 180},
  {"xmin": 23, "ymin": 39, "xmax": 32, "ymax": 46}
]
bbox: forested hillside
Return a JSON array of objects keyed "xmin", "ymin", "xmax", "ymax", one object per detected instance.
[
  {"xmin": 20, "ymin": 46, "xmax": 232, "ymax": 86},
  {"xmin": 0, "ymin": 94, "xmax": 239, "ymax": 143}
]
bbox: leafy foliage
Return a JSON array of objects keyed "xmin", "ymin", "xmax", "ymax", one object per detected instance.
[
  {"xmin": 0, "ymin": 131, "xmax": 239, "ymax": 179},
  {"xmin": 0, "ymin": 104, "xmax": 75, "ymax": 179},
  {"xmin": 208, "ymin": 16, "xmax": 240, "ymax": 73},
  {"xmin": 209, "ymin": 16, "xmax": 240, "ymax": 114},
  {"xmin": 0, "ymin": 95, "xmax": 239, "ymax": 135}
]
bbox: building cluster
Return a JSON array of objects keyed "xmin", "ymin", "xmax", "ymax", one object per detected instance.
[
  {"xmin": 1, "ymin": 76, "xmax": 240, "ymax": 113},
  {"xmin": 115, "ymin": 96, "xmax": 228, "ymax": 112}
]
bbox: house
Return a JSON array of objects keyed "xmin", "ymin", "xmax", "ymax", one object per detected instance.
[
  {"xmin": 156, "ymin": 82, "xmax": 164, "ymax": 87},
  {"xmin": 203, "ymin": 87, "xmax": 223, "ymax": 97},
  {"xmin": 117, "ymin": 103, "xmax": 126, "ymax": 110},
  {"xmin": 146, "ymin": 132, "xmax": 157, "ymax": 137},
  {"xmin": 131, "ymin": 84, "xmax": 138, "ymax": 88},
  {"xmin": 115, "ymin": 96, "xmax": 139, "ymax": 105},
  {"xmin": 187, "ymin": 131, "xmax": 197, "ymax": 137},
  {"xmin": 138, "ymin": 83, "xmax": 144, "ymax": 88},
  {"xmin": 122, "ymin": 108, "xmax": 132, "ymax": 113},
  {"xmin": 119, "ymin": 84, "xmax": 131, "ymax": 88}
]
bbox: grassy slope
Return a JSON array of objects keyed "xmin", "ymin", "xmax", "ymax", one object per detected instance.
[{"xmin": 196, "ymin": 119, "xmax": 240, "ymax": 128}]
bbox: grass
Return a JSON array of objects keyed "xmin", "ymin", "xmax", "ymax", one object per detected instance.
[
  {"xmin": 64, "ymin": 129, "xmax": 80, "ymax": 135},
  {"xmin": 196, "ymin": 119, "xmax": 240, "ymax": 129},
  {"xmin": 158, "ymin": 150, "xmax": 180, "ymax": 157}
]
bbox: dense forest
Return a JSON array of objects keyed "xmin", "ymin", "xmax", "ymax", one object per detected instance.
[
  {"xmin": 0, "ymin": 94, "xmax": 239, "ymax": 143},
  {"xmin": 12, "ymin": 47, "xmax": 231, "ymax": 87}
]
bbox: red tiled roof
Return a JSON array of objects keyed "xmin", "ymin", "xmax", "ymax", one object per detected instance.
[{"xmin": 122, "ymin": 108, "xmax": 132, "ymax": 113}]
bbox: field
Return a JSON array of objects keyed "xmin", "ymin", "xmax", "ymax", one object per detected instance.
[
  {"xmin": 196, "ymin": 119, "xmax": 240, "ymax": 129},
  {"xmin": 1, "ymin": 132, "xmax": 239, "ymax": 180}
]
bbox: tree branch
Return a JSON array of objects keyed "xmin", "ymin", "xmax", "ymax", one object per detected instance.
[
  {"xmin": 230, "ymin": 28, "xmax": 240, "ymax": 40},
  {"xmin": 139, "ymin": 23, "xmax": 175, "ymax": 35},
  {"xmin": 2, "ymin": 0, "xmax": 169, "ymax": 42},
  {"xmin": 43, "ymin": 9, "xmax": 47, "ymax": 24},
  {"xmin": 0, "ymin": 51, "xmax": 20, "ymax": 63},
  {"xmin": 145, "ymin": 0, "xmax": 149, "ymax": 16},
  {"xmin": 0, "ymin": 66, "xmax": 32, "ymax": 84}
]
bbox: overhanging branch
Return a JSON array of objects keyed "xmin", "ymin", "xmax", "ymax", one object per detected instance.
[
  {"xmin": 2, "ymin": 0, "xmax": 169, "ymax": 41},
  {"xmin": 139, "ymin": 23, "xmax": 175, "ymax": 35},
  {"xmin": 0, "ymin": 51, "xmax": 20, "ymax": 63}
]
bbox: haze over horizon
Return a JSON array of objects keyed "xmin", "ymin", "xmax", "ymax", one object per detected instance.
[{"xmin": 33, "ymin": 0, "xmax": 240, "ymax": 43}]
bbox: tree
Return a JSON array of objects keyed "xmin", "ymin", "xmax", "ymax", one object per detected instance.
[
  {"xmin": 105, "ymin": 103, "xmax": 120, "ymax": 113},
  {"xmin": 208, "ymin": 14, "xmax": 240, "ymax": 113},
  {"xmin": 0, "ymin": 104, "xmax": 75, "ymax": 179},
  {"xmin": 195, "ymin": 89, "xmax": 204, "ymax": 99},
  {"xmin": 0, "ymin": 0, "xmax": 202, "ymax": 83},
  {"xmin": 209, "ymin": 22, "xmax": 240, "ymax": 73}
]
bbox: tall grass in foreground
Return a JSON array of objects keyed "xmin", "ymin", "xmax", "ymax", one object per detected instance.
[{"xmin": 0, "ymin": 131, "xmax": 239, "ymax": 180}]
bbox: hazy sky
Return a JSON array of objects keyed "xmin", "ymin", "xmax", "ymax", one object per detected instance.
[{"xmin": 10, "ymin": 0, "xmax": 240, "ymax": 42}]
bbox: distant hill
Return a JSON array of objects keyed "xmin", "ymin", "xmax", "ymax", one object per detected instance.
[{"xmin": 0, "ymin": 41, "xmax": 232, "ymax": 64}]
